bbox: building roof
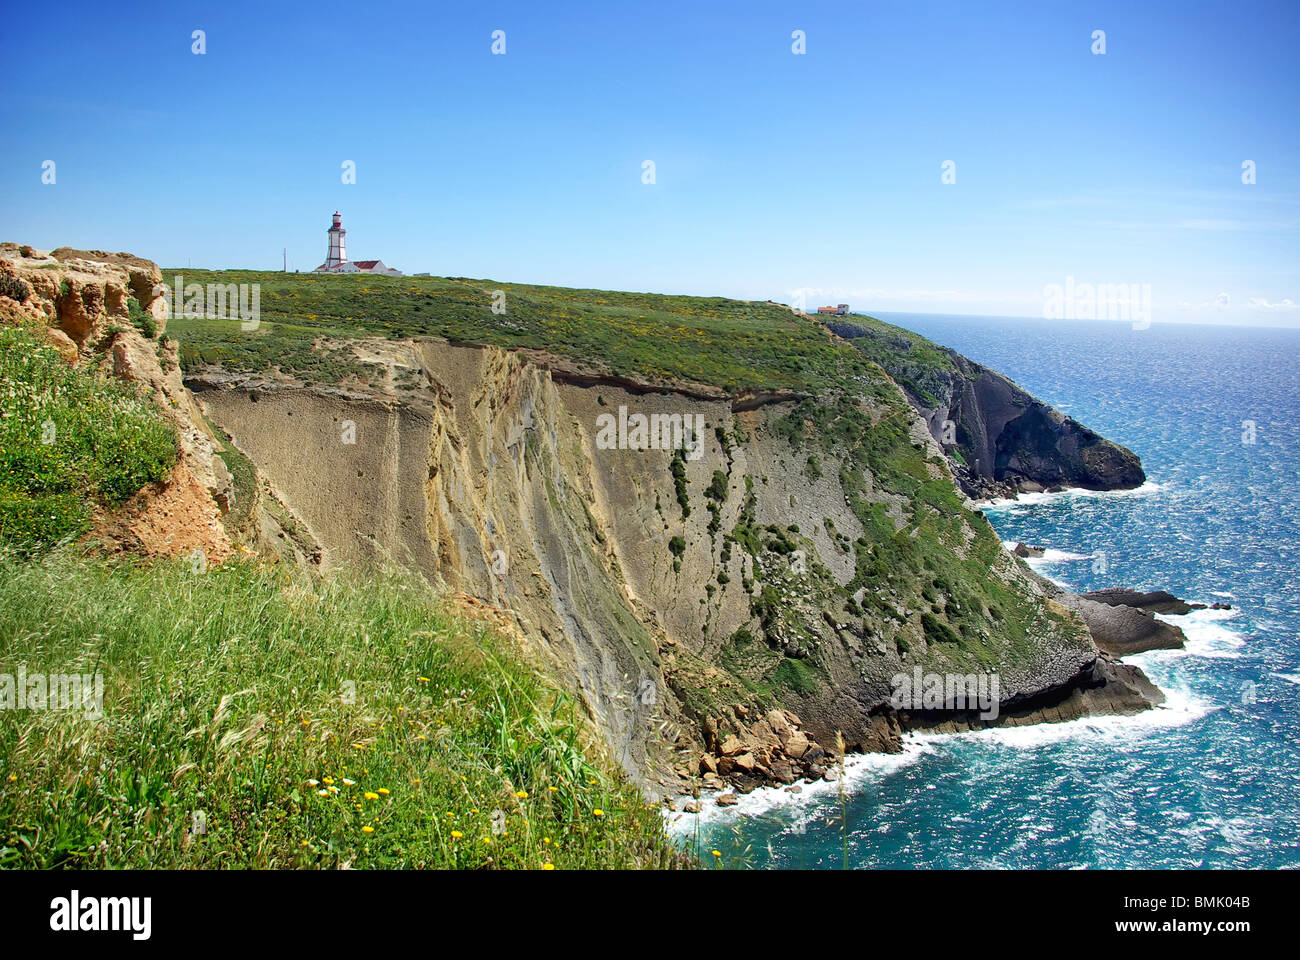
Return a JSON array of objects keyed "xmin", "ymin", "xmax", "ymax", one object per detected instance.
[{"xmin": 351, "ymin": 260, "xmax": 381, "ymax": 269}]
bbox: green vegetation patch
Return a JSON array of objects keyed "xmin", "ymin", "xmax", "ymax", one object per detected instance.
[
  {"xmin": 0, "ymin": 552, "xmax": 683, "ymax": 869},
  {"xmin": 0, "ymin": 327, "xmax": 178, "ymax": 554}
]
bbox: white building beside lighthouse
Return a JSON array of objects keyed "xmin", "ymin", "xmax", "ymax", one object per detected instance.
[{"xmin": 314, "ymin": 212, "xmax": 402, "ymax": 275}]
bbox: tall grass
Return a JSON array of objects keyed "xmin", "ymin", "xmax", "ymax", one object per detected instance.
[{"xmin": 0, "ymin": 550, "xmax": 685, "ymax": 869}]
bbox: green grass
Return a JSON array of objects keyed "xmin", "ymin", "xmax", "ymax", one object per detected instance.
[
  {"xmin": 163, "ymin": 269, "xmax": 876, "ymax": 393},
  {"xmin": 0, "ymin": 327, "xmax": 178, "ymax": 554},
  {"xmin": 0, "ymin": 551, "xmax": 684, "ymax": 869}
]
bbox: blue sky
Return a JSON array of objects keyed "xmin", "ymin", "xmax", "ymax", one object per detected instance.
[{"xmin": 2, "ymin": 0, "xmax": 1298, "ymax": 325}]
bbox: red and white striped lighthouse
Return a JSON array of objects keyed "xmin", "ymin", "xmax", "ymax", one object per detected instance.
[{"xmin": 325, "ymin": 211, "xmax": 347, "ymax": 269}]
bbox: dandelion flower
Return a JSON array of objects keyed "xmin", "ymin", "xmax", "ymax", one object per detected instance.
[
  {"xmin": 362, "ymin": 825, "xmax": 374, "ymax": 834},
  {"xmin": 593, "ymin": 809, "xmax": 604, "ymax": 817},
  {"xmin": 364, "ymin": 792, "xmax": 379, "ymax": 800},
  {"xmin": 451, "ymin": 831, "xmax": 463, "ymax": 839},
  {"xmin": 542, "ymin": 863, "xmax": 555, "ymax": 871},
  {"xmin": 712, "ymin": 850, "xmax": 721, "ymax": 858},
  {"xmin": 322, "ymin": 777, "xmax": 334, "ymax": 785},
  {"xmin": 377, "ymin": 788, "xmax": 390, "ymax": 796},
  {"xmin": 516, "ymin": 790, "xmax": 528, "ymax": 799}
]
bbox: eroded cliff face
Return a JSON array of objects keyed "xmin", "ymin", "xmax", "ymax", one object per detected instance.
[
  {"xmin": 0, "ymin": 244, "xmax": 235, "ymax": 562},
  {"xmin": 190, "ymin": 336, "xmax": 1156, "ymax": 797}
]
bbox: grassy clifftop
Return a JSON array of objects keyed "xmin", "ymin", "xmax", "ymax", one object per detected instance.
[{"xmin": 166, "ymin": 269, "xmax": 873, "ymax": 393}]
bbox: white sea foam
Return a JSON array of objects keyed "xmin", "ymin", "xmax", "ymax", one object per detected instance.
[
  {"xmin": 1153, "ymin": 607, "xmax": 1247, "ymax": 659},
  {"xmin": 976, "ymin": 480, "xmax": 1163, "ymax": 511},
  {"xmin": 662, "ymin": 740, "xmax": 934, "ymax": 835},
  {"xmin": 1273, "ymin": 672, "xmax": 1300, "ymax": 687}
]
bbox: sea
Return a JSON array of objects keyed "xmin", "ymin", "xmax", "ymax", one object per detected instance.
[{"xmin": 667, "ymin": 313, "xmax": 1300, "ymax": 869}]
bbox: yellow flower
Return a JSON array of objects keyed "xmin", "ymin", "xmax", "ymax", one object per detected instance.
[
  {"xmin": 364, "ymin": 792, "xmax": 379, "ymax": 800},
  {"xmin": 322, "ymin": 777, "xmax": 334, "ymax": 785},
  {"xmin": 543, "ymin": 837, "xmax": 552, "ymax": 845},
  {"xmin": 361, "ymin": 826, "xmax": 374, "ymax": 834},
  {"xmin": 515, "ymin": 790, "xmax": 528, "ymax": 799},
  {"xmin": 451, "ymin": 831, "xmax": 463, "ymax": 839},
  {"xmin": 418, "ymin": 676, "xmax": 431, "ymax": 683},
  {"xmin": 548, "ymin": 786, "xmax": 558, "ymax": 792},
  {"xmin": 316, "ymin": 789, "xmax": 329, "ymax": 797},
  {"xmin": 541, "ymin": 863, "xmax": 555, "ymax": 870},
  {"xmin": 711, "ymin": 850, "xmax": 721, "ymax": 858},
  {"xmin": 342, "ymin": 778, "xmax": 355, "ymax": 786},
  {"xmin": 593, "ymin": 809, "xmax": 604, "ymax": 817},
  {"xmin": 6, "ymin": 774, "xmax": 15, "ymax": 783},
  {"xmin": 377, "ymin": 788, "xmax": 390, "ymax": 795}
]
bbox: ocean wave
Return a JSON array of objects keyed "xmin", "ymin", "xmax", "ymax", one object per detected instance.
[
  {"xmin": 664, "ymin": 677, "xmax": 1210, "ymax": 835},
  {"xmin": 976, "ymin": 480, "xmax": 1164, "ymax": 511},
  {"xmin": 1000, "ymin": 540, "xmax": 1092, "ymax": 563},
  {"xmin": 662, "ymin": 741, "xmax": 935, "ymax": 835},
  {"xmin": 1152, "ymin": 608, "xmax": 1247, "ymax": 659}
]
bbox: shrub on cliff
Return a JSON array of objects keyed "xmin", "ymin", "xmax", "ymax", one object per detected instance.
[{"xmin": 0, "ymin": 326, "xmax": 178, "ymax": 553}]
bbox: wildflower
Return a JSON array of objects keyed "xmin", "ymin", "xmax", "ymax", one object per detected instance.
[
  {"xmin": 541, "ymin": 863, "xmax": 555, "ymax": 871},
  {"xmin": 548, "ymin": 786, "xmax": 558, "ymax": 793},
  {"xmin": 516, "ymin": 790, "xmax": 528, "ymax": 799},
  {"xmin": 593, "ymin": 809, "xmax": 604, "ymax": 817},
  {"xmin": 317, "ymin": 789, "xmax": 329, "ymax": 797},
  {"xmin": 418, "ymin": 676, "xmax": 431, "ymax": 683},
  {"xmin": 377, "ymin": 788, "xmax": 390, "ymax": 796},
  {"xmin": 364, "ymin": 792, "xmax": 379, "ymax": 800},
  {"xmin": 362, "ymin": 826, "xmax": 374, "ymax": 834},
  {"xmin": 451, "ymin": 831, "xmax": 463, "ymax": 839},
  {"xmin": 543, "ymin": 837, "xmax": 552, "ymax": 845},
  {"xmin": 322, "ymin": 777, "xmax": 335, "ymax": 785},
  {"xmin": 307, "ymin": 779, "xmax": 320, "ymax": 787},
  {"xmin": 342, "ymin": 778, "xmax": 355, "ymax": 786}
]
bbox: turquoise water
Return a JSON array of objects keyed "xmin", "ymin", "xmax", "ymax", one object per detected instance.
[{"xmin": 668, "ymin": 315, "xmax": 1300, "ymax": 869}]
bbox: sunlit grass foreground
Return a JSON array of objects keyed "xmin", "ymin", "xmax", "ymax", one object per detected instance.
[{"xmin": 0, "ymin": 552, "xmax": 685, "ymax": 869}]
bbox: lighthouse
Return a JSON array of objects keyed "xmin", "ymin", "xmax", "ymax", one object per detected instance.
[
  {"xmin": 313, "ymin": 211, "xmax": 403, "ymax": 274},
  {"xmin": 324, "ymin": 211, "xmax": 347, "ymax": 269}
]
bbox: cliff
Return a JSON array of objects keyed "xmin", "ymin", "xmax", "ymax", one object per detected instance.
[
  {"xmin": 826, "ymin": 318, "xmax": 1145, "ymax": 500},
  {"xmin": 0, "ymin": 251, "xmax": 1165, "ymax": 804}
]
